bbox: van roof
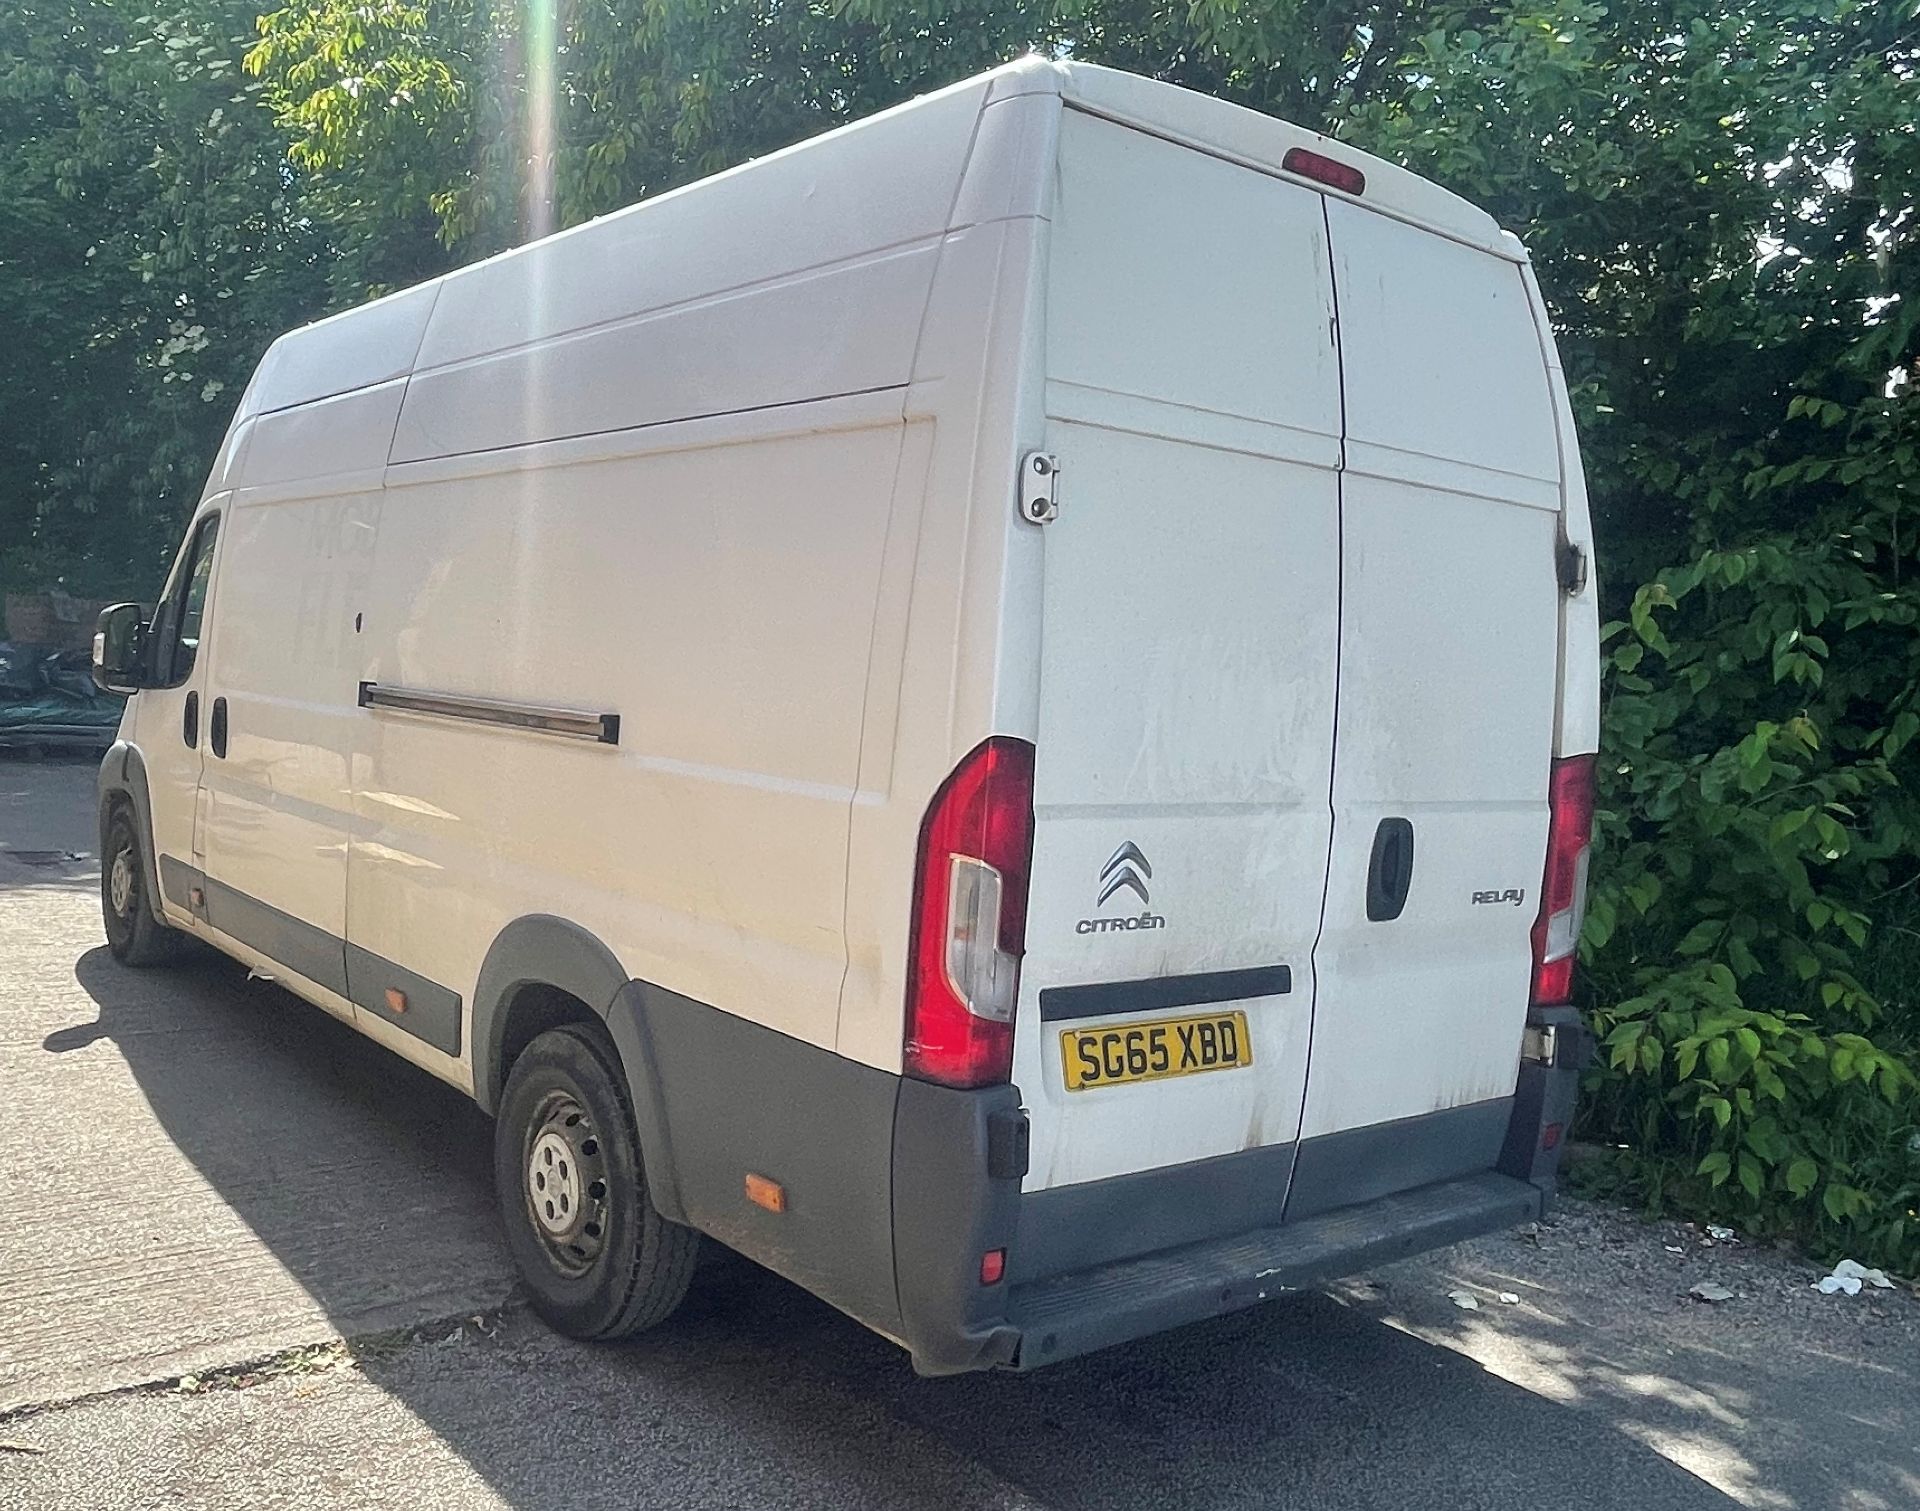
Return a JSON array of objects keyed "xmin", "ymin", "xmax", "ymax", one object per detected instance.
[
  {"xmin": 999, "ymin": 58, "xmax": 1515, "ymax": 262},
  {"xmin": 239, "ymin": 59, "xmax": 1520, "ymax": 421}
]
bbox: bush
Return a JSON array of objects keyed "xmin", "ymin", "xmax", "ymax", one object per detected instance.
[{"xmin": 1574, "ymin": 533, "xmax": 1920, "ymax": 1273}]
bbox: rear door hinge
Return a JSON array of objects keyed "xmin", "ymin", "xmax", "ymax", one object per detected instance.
[
  {"xmin": 1019, "ymin": 452, "xmax": 1059, "ymax": 524},
  {"xmin": 1556, "ymin": 535, "xmax": 1589, "ymax": 596}
]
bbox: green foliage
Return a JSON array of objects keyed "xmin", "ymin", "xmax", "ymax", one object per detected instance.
[
  {"xmin": 242, "ymin": 0, "xmax": 1061, "ymax": 279},
  {"xmin": 0, "ymin": 0, "xmax": 332, "ymax": 596},
  {"xmin": 3, "ymin": 0, "xmax": 1918, "ymax": 1264},
  {"xmin": 1320, "ymin": 0, "xmax": 1920, "ymax": 1272}
]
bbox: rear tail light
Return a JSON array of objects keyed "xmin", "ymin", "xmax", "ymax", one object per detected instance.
[
  {"xmin": 1530, "ymin": 754, "xmax": 1596, "ymax": 1004},
  {"xmin": 1282, "ymin": 146, "xmax": 1367, "ymax": 197},
  {"xmin": 905, "ymin": 737, "xmax": 1036, "ymax": 1088}
]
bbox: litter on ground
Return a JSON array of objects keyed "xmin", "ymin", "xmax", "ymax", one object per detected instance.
[{"xmin": 1814, "ymin": 1259, "xmax": 1895, "ymax": 1296}]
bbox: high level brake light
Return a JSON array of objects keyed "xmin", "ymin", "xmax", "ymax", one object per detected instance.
[
  {"xmin": 1281, "ymin": 147, "xmax": 1367, "ymax": 197},
  {"xmin": 904, "ymin": 737, "xmax": 1036, "ymax": 1088},
  {"xmin": 1531, "ymin": 755, "xmax": 1596, "ymax": 1005}
]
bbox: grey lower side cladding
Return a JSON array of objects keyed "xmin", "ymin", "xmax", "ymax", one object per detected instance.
[
  {"xmin": 155, "ymin": 853, "xmax": 206, "ymax": 922},
  {"xmin": 158, "ymin": 861, "xmax": 464, "ymax": 1057},
  {"xmin": 345, "ymin": 942, "xmax": 464, "ymax": 1056},
  {"xmin": 200, "ymin": 875, "xmax": 349, "ymax": 999},
  {"xmin": 1283, "ymin": 1096, "xmax": 1516, "ymax": 1222},
  {"xmin": 1011, "ymin": 1139, "xmax": 1298, "ymax": 1286},
  {"xmin": 607, "ymin": 982, "xmax": 907, "ymax": 1343}
]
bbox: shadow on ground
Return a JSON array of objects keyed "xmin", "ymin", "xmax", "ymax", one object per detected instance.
[
  {"xmin": 28, "ymin": 934, "xmax": 1774, "ymax": 1510},
  {"xmin": 59, "ymin": 941, "xmax": 505, "ymax": 1317}
]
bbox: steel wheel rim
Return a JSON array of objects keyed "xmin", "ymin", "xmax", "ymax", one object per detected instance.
[
  {"xmin": 109, "ymin": 843, "xmax": 136, "ymax": 918},
  {"xmin": 523, "ymin": 1090, "xmax": 611, "ymax": 1276}
]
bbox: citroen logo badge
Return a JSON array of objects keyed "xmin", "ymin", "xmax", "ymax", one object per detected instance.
[{"xmin": 1098, "ymin": 842, "xmax": 1152, "ymax": 907}]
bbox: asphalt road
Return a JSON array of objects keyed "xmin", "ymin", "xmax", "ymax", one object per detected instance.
[{"xmin": 1, "ymin": 751, "xmax": 1914, "ymax": 1510}]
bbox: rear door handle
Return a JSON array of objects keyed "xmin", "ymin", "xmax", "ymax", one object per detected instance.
[
  {"xmin": 210, "ymin": 696, "xmax": 228, "ymax": 759},
  {"xmin": 182, "ymin": 691, "xmax": 199, "ymax": 749},
  {"xmin": 1366, "ymin": 817, "xmax": 1414, "ymax": 922}
]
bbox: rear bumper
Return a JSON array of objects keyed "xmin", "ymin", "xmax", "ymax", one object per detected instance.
[
  {"xmin": 601, "ymin": 978, "xmax": 1588, "ymax": 1378},
  {"xmin": 892, "ymin": 1008, "xmax": 1591, "ymax": 1375},
  {"xmin": 1003, "ymin": 1170, "xmax": 1542, "ymax": 1369}
]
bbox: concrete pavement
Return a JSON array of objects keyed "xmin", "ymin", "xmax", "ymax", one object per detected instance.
[
  {"xmin": 0, "ymin": 755, "xmax": 515, "ymax": 1412},
  {"xmin": 1, "ymin": 751, "xmax": 1915, "ymax": 1510}
]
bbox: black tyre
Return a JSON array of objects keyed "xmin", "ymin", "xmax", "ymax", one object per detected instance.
[
  {"xmin": 101, "ymin": 806, "xmax": 181, "ymax": 966},
  {"xmin": 494, "ymin": 1022, "xmax": 698, "ymax": 1339}
]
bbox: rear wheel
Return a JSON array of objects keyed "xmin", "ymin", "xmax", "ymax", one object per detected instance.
[
  {"xmin": 101, "ymin": 807, "xmax": 181, "ymax": 966},
  {"xmin": 494, "ymin": 1022, "xmax": 698, "ymax": 1339}
]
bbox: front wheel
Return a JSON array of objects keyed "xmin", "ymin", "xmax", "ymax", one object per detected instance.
[
  {"xmin": 494, "ymin": 1022, "xmax": 699, "ymax": 1339},
  {"xmin": 101, "ymin": 807, "xmax": 181, "ymax": 966}
]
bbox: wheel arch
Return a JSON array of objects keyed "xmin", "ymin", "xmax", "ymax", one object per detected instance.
[
  {"xmin": 97, "ymin": 740, "xmax": 165, "ymax": 925},
  {"xmin": 471, "ymin": 915, "xmax": 686, "ymax": 1223}
]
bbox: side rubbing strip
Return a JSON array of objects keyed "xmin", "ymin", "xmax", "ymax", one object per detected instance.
[
  {"xmin": 202, "ymin": 876, "xmax": 349, "ymax": 998},
  {"xmin": 1039, "ymin": 965, "xmax": 1292, "ymax": 1024},
  {"xmin": 157, "ymin": 854, "xmax": 207, "ymax": 918},
  {"xmin": 359, "ymin": 681, "xmax": 619, "ymax": 745},
  {"xmin": 346, "ymin": 943, "xmax": 463, "ymax": 1056},
  {"xmin": 188, "ymin": 870, "xmax": 464, "ymax": 1055}
]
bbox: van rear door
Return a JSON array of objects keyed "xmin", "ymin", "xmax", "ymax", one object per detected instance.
[
  {"xmin": 1011, "ymin": 114, "xmax": 1340, "ymax": 1225},
  {"xmin": 1286, "ymin": 204, "xmax": 1565, "ymax": 1215}
]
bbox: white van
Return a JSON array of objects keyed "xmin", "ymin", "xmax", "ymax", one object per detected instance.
[{"xmin": 93, "ymin": 58, "xmax": 1599, "ymax": 1373}]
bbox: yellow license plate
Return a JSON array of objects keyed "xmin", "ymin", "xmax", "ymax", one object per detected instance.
[{"xmin": 1059, "ymin": 1011, "xmax": 1253, "ymax": 1091}]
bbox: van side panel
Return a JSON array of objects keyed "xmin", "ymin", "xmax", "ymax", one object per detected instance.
[
  {"xmin": 352, "ymin": 408, "xmax": 905, "ymax": 1061},
  {"xmin": 385, "ymin": 75, "xmax": 991, "ymax": 464},
  {"xmin": 244, "ymin": 282, "xmax": 438, "ymax": 417},
  {"xmin": 390, "ymin": 247, "xmax": 937, "ymax": 462},
  {"xmin": 341, "ymin": 70, "xmax": 1010, "ymax": 1077},
  {"xmin": 837, "ymin": 91, "xmax": 1061, "ymax": 1073},
  {"xmin": 194, "ymin": 383, "xmax": 397, "ymax": 1030},
  {"xmin": 407, "ymin": 77, "xmax": 992, "ymax": 375},
  {"xmin": 1522, "ymin": 261, "xmax": 1603, "ymax": 759}
]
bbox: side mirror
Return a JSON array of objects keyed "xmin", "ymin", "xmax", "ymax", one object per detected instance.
[{"xmin": 92, "ymin": 603, "xmax": 149, "ymax": 695}]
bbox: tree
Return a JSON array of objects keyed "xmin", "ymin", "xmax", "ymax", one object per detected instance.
[{"xmin": 0, "ymin": 0, "xmax": 333, "ymax": 598}]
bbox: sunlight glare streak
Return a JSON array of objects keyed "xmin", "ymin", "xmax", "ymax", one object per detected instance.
[{"xmin": 522, "ymin": 0, "xmax": 557, "ymax": 244}]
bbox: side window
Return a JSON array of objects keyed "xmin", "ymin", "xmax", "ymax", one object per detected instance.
[{"xmin": 152, "ymin": 515, "xmax": 219, "ymax": 687}]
